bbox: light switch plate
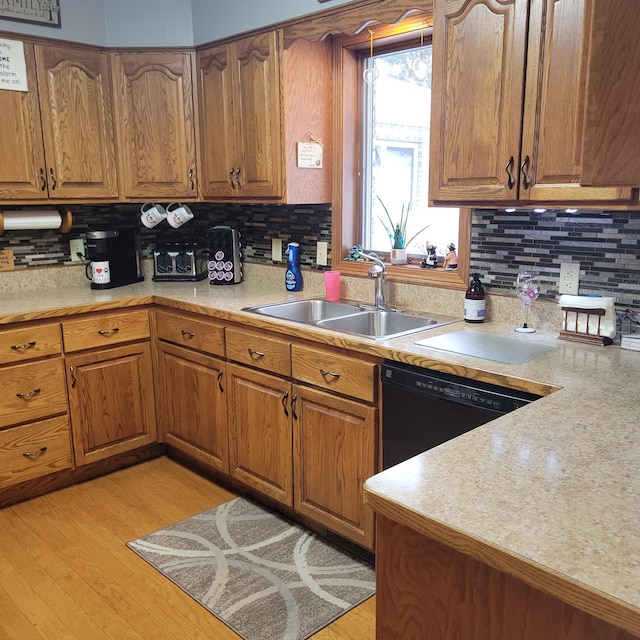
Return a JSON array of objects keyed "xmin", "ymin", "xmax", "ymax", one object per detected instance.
[
  {"xmin": 316, "ymin": 241, "xmax": 328, "ymax": 266},
  {"xmin": 559, "ymin": 262, "xmax": 580, "ymax": 295},
  {"xmin": 271, "ymin": 238, "xmax": 283, "ymax": 262}
]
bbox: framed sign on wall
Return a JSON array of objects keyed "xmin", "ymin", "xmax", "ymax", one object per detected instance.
[{"xmin": 0, "ymin": 1, "xmax": 61, "ymax": 28}]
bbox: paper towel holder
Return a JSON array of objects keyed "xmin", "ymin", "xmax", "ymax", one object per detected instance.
[{"xmin": 0, "ymin": 206, "xmax": 73, "ymax": 235}]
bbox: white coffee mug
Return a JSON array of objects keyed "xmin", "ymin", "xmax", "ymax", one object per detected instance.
[
  {"xmin": 166, "ymin": 202, "xmax": 194, "ymax": 228},
  {"xmin": 91, "ymin": 260, "xmax": 111, "ymax": 284},
  {"xmin": 140, "ymin": 202, "xmax": 167, "ymax": 228}
]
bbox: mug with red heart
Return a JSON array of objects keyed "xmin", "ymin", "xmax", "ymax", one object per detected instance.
[{"xmin": 90, "ymin": 260, "xmax": 111, "ymax": 285}]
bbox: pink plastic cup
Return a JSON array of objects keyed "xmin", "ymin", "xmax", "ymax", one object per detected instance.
[{"xmin": 324, "ymin": 270, "xmax": 341, "ymax": 302}]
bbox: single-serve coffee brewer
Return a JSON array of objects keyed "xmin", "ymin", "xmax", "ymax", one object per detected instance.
[{"xmin": 85, "ymin": 229, "xmax": 144, "ymax": 289}]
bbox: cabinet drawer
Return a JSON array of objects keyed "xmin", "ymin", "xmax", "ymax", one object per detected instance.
[
  {"xmin": 62, "ymin": 309, "xmax": 150, "ymax": 352},
  {"xmin": 0, "ymin": 358, "xmax": 68, "ymax": 429},
  {"xmin": 155, "ymin": 309, "xmax": 225, "ymax": 357},
  {"xmin": 0, "ymin": 415, "xmax": 73, "ymax": 489},
  {"xmin": 0, "ymin": 323, "xmax": 61, "ymax": 365},
  {"xmin": 226, "ymin": 327, "xmax": 290, "ymax": 377},
  {"xmin": 291, "ymin": 344, "xmax": 377, "ymax": 403}
]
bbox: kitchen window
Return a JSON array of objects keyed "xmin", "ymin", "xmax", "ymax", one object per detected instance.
[{"xmin": 332, "ymin": 17, "xmax": 470, "ymax": 290}]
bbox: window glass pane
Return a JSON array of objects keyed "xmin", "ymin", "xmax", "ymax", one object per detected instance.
[{"xmin": 362, "ymin": 45, "xmax": 460, "ymax": 258}]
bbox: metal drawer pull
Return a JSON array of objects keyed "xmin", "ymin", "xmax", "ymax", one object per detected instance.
[
  {"xmin": 16, "ymin": 388, "xmax": 41, "ymax": 399},
  {"xmin": 39, "ymin": 167, "xmax": 47, "ymax": 190},
  {"xmin": 217, "ymin": 370, "xmax": 224, "ymax": 392},
  {"xmin": 505, "ymin": 155, "xmax": 515, "ymax": 190},
  {"xmin": 11, "ymin": 341, "xmax": 36, "ymax": 351},
  {"xmin": 98, "ymin": 327, "xmax": 120, "ymax": 336},
  {"xmin": 248, "ymin": 348, "xmax": 265, "ymax": 358},
  {"xmin": 291, "ymin": 394, "xmax": 298, "ymax": 420},
  {"xmin": 320, "ymin": 369, "xmax": 341, "ymax": 379},
  {"xmin": 49, "ymin": 167, "xmax": 57, "ymax": 190},
  {"xmin": 70, "ymin": 366, "xmax": 77, "ymax": 388},
  {"xmin": 229, "ymin": 167, "xmax": 236, "ymax": 189},
  {"xmin": 520, "ymin": 155, "xmax": 531, "ymax": 190},
  {"xmin": 23, "ymin": 447, "xmax": 47, "ymax": 458},
  {"xmin": 181, "ymin": 330, "xmax": 196, "ymax": 339},
  {"xmin": 282, "ymin": 391, "xmax": 289, "ymax": 417},
  {"xmin": 189, "ymin": 168, "xmax": 195, "ymax": 190}
]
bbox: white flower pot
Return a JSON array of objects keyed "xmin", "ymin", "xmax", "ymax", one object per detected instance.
[{"xmin": 390, "ymin": 248, "xmax": 407, "ymax": 265}]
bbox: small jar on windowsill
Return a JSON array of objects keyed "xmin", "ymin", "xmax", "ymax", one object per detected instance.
[{"xmin": 390, "ymin": 248, "xmax": 407, "ymax": 265}]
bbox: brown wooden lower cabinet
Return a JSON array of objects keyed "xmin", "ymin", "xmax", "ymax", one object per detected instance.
[
  {"xmin": 66, "ymin": 342, "xmax": 157, "ymax": 466},
  {"xmin": 293, "ymin": 384, "xmax": 375, "ymax": 549},
  {"xmin": 227, "ymin": 363, "xmax": 294, "ymax": 507},
  {"xmin": 376, "ymin": 515, "xmax": 639, "ymax": 640},
  {"xmin": 156, "ymin": 341, "xmax": 228, "ymax": 474}
]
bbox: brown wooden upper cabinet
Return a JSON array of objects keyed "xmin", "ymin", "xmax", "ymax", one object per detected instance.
[
  {"xmin": 580, "ymin": 0, "xmax": 640, "ymax": 189},
  {"xmin": 429, "ymin": 0, "xmax": 633, "ymax": 205},
  {"xmin": 0, "ymin": 42, "xmax": 118, "ymax": 201},
  {"xmin": 197, "ymin": 30, "xmax": 332, "ymax": 203},
  {"xmin": 112, "ymin": 51, "xmax": 198, "ymax": 200}
]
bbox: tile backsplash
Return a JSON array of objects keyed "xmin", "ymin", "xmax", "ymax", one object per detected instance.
[{"xmin": 2, "ymin": 204, "xmax": 640, "ymax": 308}]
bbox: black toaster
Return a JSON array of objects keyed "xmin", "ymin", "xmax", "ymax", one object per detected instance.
[{"xmin": 152, "ymin": 242, "xmax": 208, "ymax": 281}]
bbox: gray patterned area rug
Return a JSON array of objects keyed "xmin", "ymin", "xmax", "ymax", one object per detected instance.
[{"xmin": 127, "ymin": 497, "xmax": 375, "ymax": 640}]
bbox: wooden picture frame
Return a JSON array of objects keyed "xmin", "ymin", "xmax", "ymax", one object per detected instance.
[{"xmin": 0, "ymin": 1, "xmax": 61, "ymax": 28}]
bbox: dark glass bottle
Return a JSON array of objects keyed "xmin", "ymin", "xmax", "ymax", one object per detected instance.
[{"xmin": 464, "ymin": 273, "xmax": 486, "ymax": 323}]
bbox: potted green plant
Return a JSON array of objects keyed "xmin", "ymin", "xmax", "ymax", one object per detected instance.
[{"xmin": 377, "ymin": 196, "xmax": 429, "ymax": 264}]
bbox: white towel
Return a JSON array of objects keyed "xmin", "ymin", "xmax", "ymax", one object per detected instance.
[{"xmin": 557, "ymin": 295, "xmax": 616, "ymax": 339}]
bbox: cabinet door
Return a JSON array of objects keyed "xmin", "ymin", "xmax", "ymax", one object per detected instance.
[
  {"xmin": 233, "ymin": 31, "xmax": 283, "ymax": 199},
  {"xmin": 293, "ymin": 385, "xmax": 376, "ymax": 549},
  {"xmin": 113, "ymin": 52, "xmax": 197, "ymax": 199},
  {"xmin": 429, "ymin": 0, "xmax": 529, "ymax": 202},
  {"xmin": 0, "ymin": 43, "xmax": 47, "ymax": 200},
  {"xmin": 197, "ymin": 43, "xmax": 237, "ymax": 198},
  {"xmin": 35, "ymin": 44, "xmax": 118, "ymax": 199},
  {"xmin": 156, "ymin": 342, "xmax": 228, "ymax": 474},
  {"xmin": 580, "ymin": 0, "xmax": 640, "ymax": 188},
  {"xmin": 520, "ymin": 0, "xmax": 632, "ymax": 202},
  {"xmin": 66, "ymin": 342, "xmax": 157, "ymax": 466},
  {"xmin": 227, "ymin": 363, "xmax": 293, "ymax": 506}
]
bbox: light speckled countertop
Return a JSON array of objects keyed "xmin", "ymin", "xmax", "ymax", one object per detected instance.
[{"xmin": 2, "ymin": 276, "xmax": 639, "ymax": 635}]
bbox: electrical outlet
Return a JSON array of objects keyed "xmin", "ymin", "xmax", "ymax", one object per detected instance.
[
  {"xmin": 559, "ymin": 262, "xmax": 580, "ymax": 295},
  {"xmin": 69, "ymin": 239, "xmax": 85, "ymax": 262},
  {"xmin": 316, "ymin": 241, "xmax": 328, "ymax": 266},
  {"xmin": 271, "ymin": 238, "xmax": 283, "ymax": 262}
]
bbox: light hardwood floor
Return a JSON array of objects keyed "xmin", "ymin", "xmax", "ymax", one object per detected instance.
[{"xmin": 0, "ymin": 457, "xmax": 376, "ymax": 640}]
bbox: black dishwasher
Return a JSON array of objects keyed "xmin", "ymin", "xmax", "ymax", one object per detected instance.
[{"xmin": 381, "ymin": 360, "xmax": 541, "ymax": 469}]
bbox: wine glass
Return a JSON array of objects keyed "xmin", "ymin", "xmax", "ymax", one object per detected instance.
[{"xmin": 514, "ymin": 271, "xmax": 540, "ymax": 333}]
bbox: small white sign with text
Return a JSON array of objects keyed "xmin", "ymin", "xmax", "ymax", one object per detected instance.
[
  {"xmin": 297, "ymin": 142, "xmax": 323, "ymax": 169},
  {"xmin": 0, "ymin": 39, "xmax": 28, "ymax": 92}
]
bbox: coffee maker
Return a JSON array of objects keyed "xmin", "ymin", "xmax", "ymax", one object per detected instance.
[{"xmin": 85, "ymin": 229, "xmax": 144, "ymax": 289}]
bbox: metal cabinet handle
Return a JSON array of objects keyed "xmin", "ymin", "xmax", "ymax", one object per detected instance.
[
  {"xmin": 505, "ymin": 156, "xmax": 515, "ymax": 190},
  {"xmin": 217, "ymin": 369, "xmax": 224, "ymax": 392},
  {"xmin": 98, "ymin": 327, "xmax": 119, "ymax": 336},
  {"xmin": 23, "ymin": 447, "xmax": 47, "ymax": 459},
  {"xmin": 229, "ymin": 167, "xmax": 236, "ymax": 189},
  {"xmin": 49, "ymin": 167, "xmax": 57, "ymax": 191},
  {"xmin": 188, "ymin": 168, "xmax": 195, "ymax": 190},
  {"xmin": 11, "ymin": 341, "xmax": 36, "ymax": 351},
  {"xmin": 181, "ymin": 330, "xmax": 195, "ymax": 339},
  {"xmin": 520, "ymin": 155, "xmax": 531, "ymax": 190},
  {"xmin": 16, "ymin": 388, "xmax": 41, "ymax": 399},
  {"xmin": 39, "ymin": 167, "xmax": 47, "ymax": 191},
  {"xmin": 320, "ymin": 368, "xmax": 341, "ymax": 380},
  {"xmin": 235, "ymin": 167, "xmax": 241, "ymax": 187},
  {"xmin": 70, "ymin": 366, "xmax": 77, "ymax": 389},
  {"xmin": 282, "ymin": 391, "xmax": 289, "ymax": 417},
  {"xmin": 248, "ymin": 348, "xmax": 265, "ymax": 358},
  {"xmin": 291, "ymin": 394, "xmax": 298, "ymax": 420}
]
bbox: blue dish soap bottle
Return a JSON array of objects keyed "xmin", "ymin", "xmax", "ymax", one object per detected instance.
[{"xmin": 285, "ymin": 242, "xmax": 303, "ymax": 291}]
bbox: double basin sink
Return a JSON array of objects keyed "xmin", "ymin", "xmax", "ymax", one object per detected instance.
[{"xmin": 242, "ymin": 298, "xmax": 459, "ymax": 340}]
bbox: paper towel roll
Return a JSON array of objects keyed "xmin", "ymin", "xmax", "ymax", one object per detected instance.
[
  {"xmin": 0, "ymin": 207, "xmax": 72, "ymax": 234},
  {"xmin": 2, "ymin": 210, "xmax": 62, "ymax": 230}
]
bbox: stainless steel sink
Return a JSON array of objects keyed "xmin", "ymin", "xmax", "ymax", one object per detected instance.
[
  {"xmin": 243, "ymin": 299, "xmax": 361, "ymax": 324},
  {"xmin": 317, "ymin": 310, "xmax": 458, "ymax": 340},
  {"xmin": 243, "ymin": 298, "xmax": 460, "ymax": 340}
]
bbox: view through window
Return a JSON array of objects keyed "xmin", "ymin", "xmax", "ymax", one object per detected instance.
[{"xmin": 361, "ymin": 44, "xmax": 460, "ymax": 259}]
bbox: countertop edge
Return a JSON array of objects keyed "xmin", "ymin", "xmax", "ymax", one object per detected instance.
[{"xmin": 364, "ymin": 484, "xmax": 640, "ymax": 638}]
